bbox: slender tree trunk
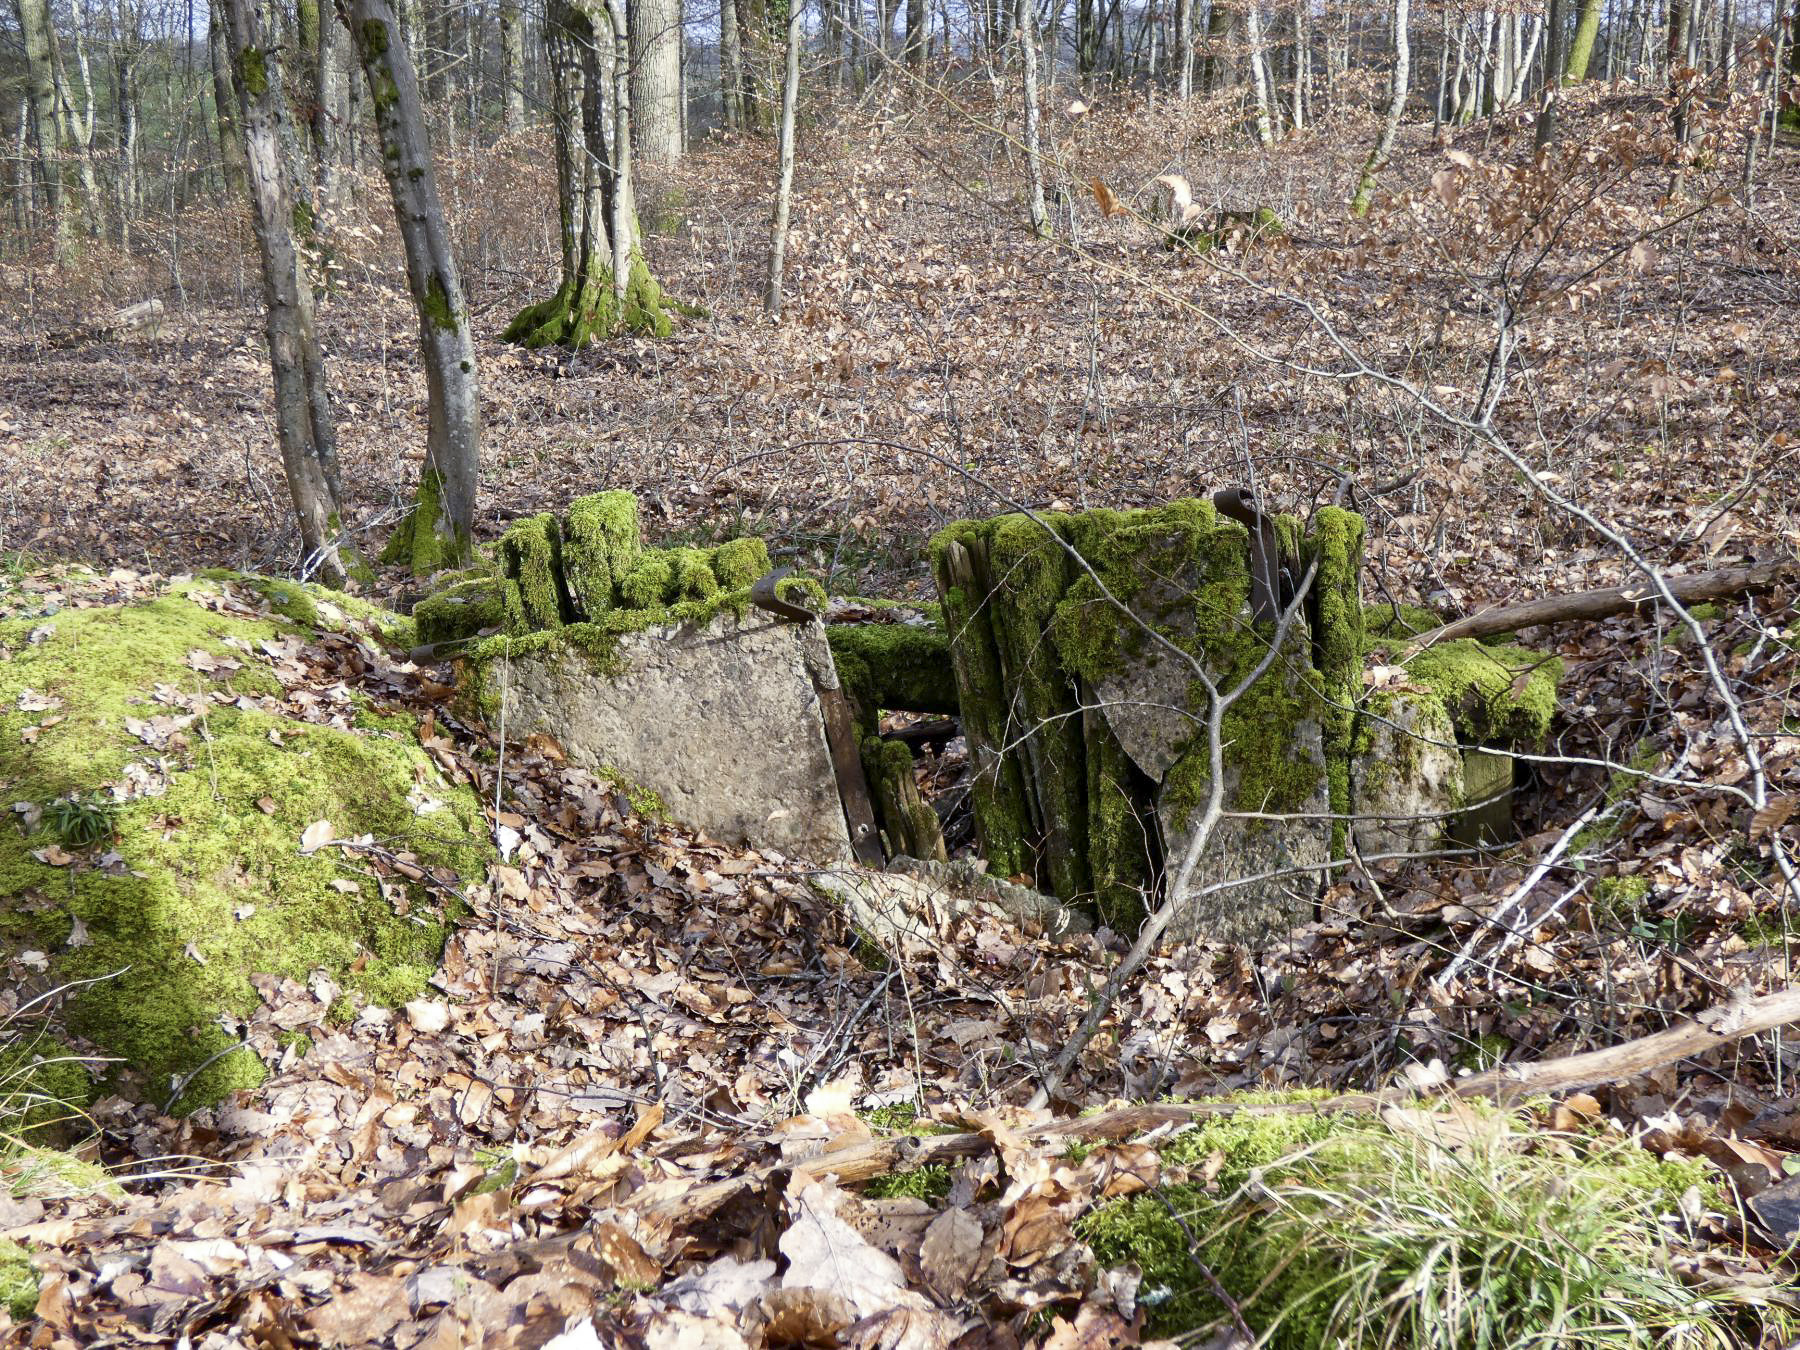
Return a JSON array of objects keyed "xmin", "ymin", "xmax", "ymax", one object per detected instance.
[
  {"xmin": 720, "ymin": 0, "xmax": 744, "ymax": 125},
  {"xmin": 318, "ymin": 3, "xmax": 351, "ymax": 205},
  {"xmin": 1291, "ymin": 0, "xmax": 1307, "ymax": 127},
  {"xmin": 1019, "ymin": 0, "xmax": 1048, "ymax": 233},
  {"xmin": 345, "ymin": 0, "xmax": 479, "ymax": 574},
  {"xmin": 1566, "ymin": 0, "xmax": 1604, "ymax": 78},
  {"xmin": 500, "ymin": 0, "xmax": 526, "ymax": 132},
  {"xmin": 15, "ymin": 0, "xmax": 74, "ymax": 259},
  {"xmin": 765, "ymin": 0, "xmax": 801, "ymax": 316},
  {"xmin": 1175, "ymin": 0, "xmax": 1193, "ymax": 93},
  {"xmin": 1536, "ymin": 0, "xmax": 1567, "ymax": 145},
  {"xmin": 208, "ymin": 8, "xmax": 249, "ymax": 194},
  {"xmin": 221, "ymin": 0, "xmax": 359, "ymax": 587},
  {"xmin": 1246, "ymin": 1, "xmax": 1275, "ymax": 143},
  {"xmin": 631, "ymin": 0, "xmax": 683, "ymax": 160},
  {"xmin": 904, "ymin": 0, "xmax": 925, "ymax": 65},
  {"xmin": 1350, "ymin": 0, "xmax": 1408, "ymax": 214}
]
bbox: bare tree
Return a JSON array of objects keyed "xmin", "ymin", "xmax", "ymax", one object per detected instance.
[
  {"xmin": 500, "ymin": 0, "xmax": 527, "ymax": 133},
  {"xmin": 1350, "ymin": 0, "xmax": 1409, "ymax": 215},
  {"xmin": 220, "ymin": 0, "xmax": 361, "ymax": 587},
  {"xmin": 1018, "ymin": 0, "xmax": 1048, "ymax": 235},
  {"xmin": 345, "ymin": 0, "xmax": 480, "ymax": 575},
  {"xmin": 503, "ymin": 0, "xmax": 674, "ymax": 345},
  {"xmin": 16, "ymin": 0, "xmax": 75, "ymax": 258},
  {"xmin": 765, "ymin": 0, "xmax": 803, "ymax": 316}
]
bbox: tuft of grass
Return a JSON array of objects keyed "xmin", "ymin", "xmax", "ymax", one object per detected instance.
[
  {"xmin": 41, "ymin": 794, "xmax": 117, "ymax": 849},
  {"xmin": 1082, "ymin": 1108, "xmax": 1773, "ymax": 1348}
]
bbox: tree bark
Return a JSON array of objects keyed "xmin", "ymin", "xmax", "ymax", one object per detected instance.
[
  {"xmin": 720, "ymin": 0, "xmax": 744, "ymax": 126},
  {"xmin": 765, "ymin": 0, "xmax": 802, "ymax": 317},
  {"xmin": 1019, "ymin": 0, "xmax": 1049, "ymax": 235},
  {"xmin": 904, "ymin": 0, "xmax": 926, "ymax": 66},
  {"xmin": 345, "ymin": 0, "xmax": 480, "ymax": 576},
  {"xmin": 15, "ymin": 0, "xmax": 74, "ymax": 259},
  {"xmin": 1246, "ymin": 1, "xmax": 1276, "ymax": 142},
  {"xmin": 1535, "ymin": 0, "xmax": 1568, "ymax": 146},
  {"xmin": 318, "ymin": 2, "xmax": 352, "ymax": 206},
  {"xmin": 1565, "ymin": 0, "xmax": 1605, "ymax": 79},
  {"xmin": 1350, "ymin": 0, "xmax": 1408, "ymax": 214},
  {"xmin": 208, "ymin": 9, "xmax": 249, "ymax": 195},
  {"xmin": 631, "ymin": 0, "xmax": 683, "ymax": 161},
  {"xmin": 500, "ymin": 0, "xmax": 527, "ymax": 133},
  {"xmin": 220, "ymin": 0, "xmax": 359, "ymax": 587},
  {"xmin": 502, "ymin": 0, "xmax": 672, "ymax": 346}
]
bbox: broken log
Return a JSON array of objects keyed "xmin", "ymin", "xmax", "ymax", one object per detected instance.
[
  {"xmin": 1407, "ymin": 558, "xmax": 1795, "ymax": 648},
  {"xmin": 54, "ymin": 298, "xmax": 166, "ymax": 346}
]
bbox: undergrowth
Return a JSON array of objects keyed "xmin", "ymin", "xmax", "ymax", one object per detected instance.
[{"xmin": 1080, "ymin": 1108, "xmax": 1768, "ymax": 1348}]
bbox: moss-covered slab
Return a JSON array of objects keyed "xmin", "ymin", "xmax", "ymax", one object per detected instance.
[
  {"xmin": 1350, "ymin": 690, "xmax": 1464, "ymax": 861},
  {"xmin": 0, "ymin": 576, "xmax": 490, "ymax": 1111},
  {"xmin": 475, "ymin": 607, "xmax": 853, "ymax": 862}
]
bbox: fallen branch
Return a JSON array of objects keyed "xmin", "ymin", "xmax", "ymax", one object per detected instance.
[
  {"xmin": 1405, "ymin": 558, "xmax": 1795, "ymax": 648},
  {"xmin": 634, "ymin": 985, "xmax": 1800, "ymax": 1228}
]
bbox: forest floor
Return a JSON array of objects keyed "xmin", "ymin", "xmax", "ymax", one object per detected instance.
[{"xmin": 2, "ymin": 75, "xmax": 1800, "ymax": 1347}]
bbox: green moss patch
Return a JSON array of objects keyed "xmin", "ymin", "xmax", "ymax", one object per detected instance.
[
  {"xmin": 0, "ymin": 578, "xmax": 491, "ymax": 1111},
  {"xmin": 0, "ymin": 1240, "xmax": 36, "ymax": 1321},
  {"xmin": 1081, "ymin": 1107, "xmax": 1738, "ymax": 1347}
]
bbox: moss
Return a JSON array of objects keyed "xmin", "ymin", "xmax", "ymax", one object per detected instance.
[
  {"xmin": 616, "ymin": 551, "xmax": 675, "ymax": 610},
  {"xmin": 501, "ymin": 249, "xmax": 675, "ymax": 349},
  {"xmin": 827, "ymin": 623, "xmax": 958, "ymax": 716},
  {"xmin": 561, "ymin": 491, "xmax": 643, "ymax": 617},
  {"xmin": 1402, "ymin": 639, "xmax": 1561, "ymax": 744},
  {"xmin": 383, "ymin": 466, "xmax": 469, "ymax": 577},
  {"xmin": 0, "ymin": 1037, "xmax": 93, "ymax": 1141},
  {"xmin": 708, "ymin": 537, "xmax": 772, "ymax": 592},
  {"xmin": 500, "ymin": 514, "xmax": 569, "ymax": 632},
  {"xmin": 666, "ymin": 548, "xmax": 721, "ymax": 603},
  {"xmin": 0, "ymin": 1240, "xmax": 35, "ymax": 1321},
  {"xmin": 1085, "ymin": 709, "xmax": 1155, "ymax": 931},
  {"xmin": 1363, "ymin": 600, "xmax": 1441, "ymax": 640},
  {"xmin": 1593, "ymin": 874, "xmax": 1651, "ymax": 922},
  {"xmin": 414, "ymin": 575, "xmax": 505, "ymax": 649},
  {"xmin": 862, "ymin": 1165, "xmax": 952, "ymax": 1200},
  {"xmin": 1306, "ymin": 507, "xmax": 1365, "ymax": 858},
  {"xmin": 0, "ymin": 582, "xmax": 491, "ymax": 1112},
  {"xmin": 1081, "ymin": 1107, "xmax": 1724, "ymax": 1345},
  {"xmin": 237, "ymin": 46, "xmax": 268, "ymax": 98},
  {"xmin": 862, "ymin": 736, "xmax": 942, "ymax": 859},
  {"xmin": 421, "ymin": 275, "xmax": 460, "ymax": 333},
  {"xmin": 987, "ymin": 513, "xmax": 1089, "ymax": 899},
  {"xmin": 774, "ymin": 575, "xmax": 825, "ymax": 612}
]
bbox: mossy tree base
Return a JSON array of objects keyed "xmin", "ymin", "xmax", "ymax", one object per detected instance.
[
  {"xmin": 379, "ymin": 465, "xmax": 472, "ymax": 577},
  {"xmin": 501, "ymin": 250, "xmax": 675, "ymax": 348}
]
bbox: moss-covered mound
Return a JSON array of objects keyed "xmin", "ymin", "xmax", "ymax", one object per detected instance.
[
  {"xmin": 0, "ymin": 575, "xmax": 490, "ymax": 1111},
  {"xmin": 1080, "ymin": 1107, "xmax": 1740, "ymax": 1347}
]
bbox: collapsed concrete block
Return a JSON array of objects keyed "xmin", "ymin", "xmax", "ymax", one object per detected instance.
[{"xmin": 478, "ymin": 607, "xmax": 853, "ymax": 862}]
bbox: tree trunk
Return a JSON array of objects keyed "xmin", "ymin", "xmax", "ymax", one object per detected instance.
[
  {"xmin": 765, "ymin": 0, "xmax": 802, "ymax": 317},
  {"xmin": 15, "ymin": 0, "xmax": 74, "ymax": 259},
  {"xmin": 1350, "ymin": 0, "xmax": 1408, "ymax": 214},
  {"xmin": 208, "ymin": 8, "xmax": 249, "ymax": 195},
  {"xmin": 904, "ymin": 0, "xmax": 925, "ymax": 66},
  {"xmin": 318, "ymin": 3, "xmax": 352, "ymax": 206},
  {"xmin": 500, "ymin": 0, "xmax": 527, "ymax": 132},
  {"xmin": 220, "ymin": 0, "xmax": 360, "ymax": 587},
  {"xmin": 1246, "ymin": 2, "xmax": 1275, "ymax": 143},
  {"xmin": 1535, "ymin": 0, "xmax": 1567, "ymax": 146},
  {"xmin": 1175, "ymin": 0, "xmax": 1193, "ymax": 93},
  {"xmin": 1019, "ymin": 0, "xmax": 1049, "ymax": 235},
  {"xmin": 345, "ymin": 0, "xmax": 480, "ymax": 576},
  {"xmin": 1565, "ymin": 0, "xmax": 1604, "ymax": 79},
  {"xmin": 720, "ymin": 0, "xmax": 744, "ymax": 126},
  {"xmin": 631, "ymin": 0, "xmax": 683, "ymax": 160}
]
